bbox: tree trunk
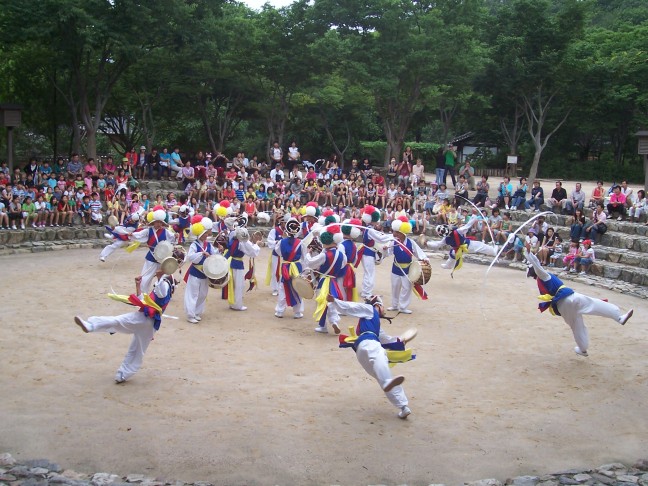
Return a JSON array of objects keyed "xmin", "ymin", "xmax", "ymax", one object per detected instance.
[{"xmin": 86, "ymin": 130, "xmax": 97, "ymax": 163}]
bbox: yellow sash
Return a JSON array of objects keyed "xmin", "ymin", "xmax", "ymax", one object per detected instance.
[
  {"xmin": 126, "ymin": 241, "xmax": 141, "ymax": 253},
  {"xmin": 313, "ymin": 276, "xmax": 331, "ymax": 321}
]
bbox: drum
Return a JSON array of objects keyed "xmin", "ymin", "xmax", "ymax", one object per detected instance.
[
  {"xmin": 415, "ymin": 261, "xmax": 432, "ymax": 285},
  {"xmin": 153, "ymin": 241, "xmax": 174, "ymax": 263},
  {"xmin": 417, "ymin": 234, "xmax": 428, "ymax": 248},
  {"xmin": 203, "ymin": 254, "xmax": 229, "ymax": 280},
  {"xmin": 408, "ymin": 260, "xmax": 422, "ymax": 284},
  {"xmin": 107, "ymin": 215, "xmax": 119, "ymax": 228},
  {"xmin": 172, "ymin": 245, "xmax": 187, "ymax": 267},
  {"xmin": 160, "ymin": 256, "xmax": 179, "ymax": 275},
  {"xmin": 400, "ymin": 328, "xmax": 418, "ymax": 344},
  {"xmin": 208, "ymin": 273, "xmax": 230, "ymax": 289},
  {"xmin": 293, "ymin": 273, "xmax": 315, "ymax": 300}
]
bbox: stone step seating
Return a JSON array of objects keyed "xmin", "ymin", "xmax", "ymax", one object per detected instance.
[{"xmin": 509, "ymin": 210, "xmax": 648, "ymax": 285}]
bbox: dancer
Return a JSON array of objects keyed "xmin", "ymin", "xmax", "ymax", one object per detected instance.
[
  {"xmin": 304, "ymin": 228, "xmax": 347, "ymax": 334},
  {"xmin": 171, "ymin": 205, "xmax": 192, "ymax": 245},
  {"xmin": 130, "ymin": 208, "xmax": 175, "ymax": 293},
  {"xmin": 265, "ymin": 216, "xmax": 285, "ymax": 296},
  {"xmin": 387, "ymin": 217, "xmax": 429, "ymax": 314},
  {"xmin": 339, "ymin": 218, "xmax": 362, "ymax": 302},
  {"xmin": 222, "ymin": 222, "xmax": 261, "ymax": 311},
  {"xmin": 274, "ymin": 218, "xmax": 305, "ymax": 319},
  {"xmin": 357, "ymin": 205, "xmax": 393, "ymax": 299},
  {"xmin": 184, "ymin": 217, "xmax": 217, "ymax": 323},
  {"xmin": 524, "ymin": 246, "xmax": 633, "ymax": 356},
  {"xmin": 427, "ymin": 220, "xmax": 497, "ymax": 273},
  {"xmin": 99, "ymin": 212, "xmax": 141, "ymax": 262},
  {"xmin": 298, "ymin": 201, "xmax": 320, "ymax": 238},
  {"xmin": 74, "ymin": 271, "xmax": 178, "ymax": 383},
  {"xmin": 329, "ymin": 295, "xmax": 413, "ymax": 419}
]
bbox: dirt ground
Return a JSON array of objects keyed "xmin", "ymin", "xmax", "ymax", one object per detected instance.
[{"xmin": 1, "ymin": 247, "xmax": 647, "ymax": 486}]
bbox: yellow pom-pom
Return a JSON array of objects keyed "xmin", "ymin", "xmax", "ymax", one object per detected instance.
[
  {"xmin": 191, "ymin": 222, "xmax": 205, "ymax": 236},
  {"xmin": 299, "ymin": 206, "xmax": 306, "ymax": 216},
  {"xmin": 146, "ymin": 211, "xmax": 154, "ymax": 223},
  {"xmin": 216, "ymin": 206, "xmax": 228, "ymax": 218},
  {"xmin": 400, "ymin": 222, "xmax": 412, "ymax": 234}
]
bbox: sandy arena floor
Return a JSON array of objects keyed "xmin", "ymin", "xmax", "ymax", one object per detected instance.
[{"xmin": 0, "ymin": 248, "xmax": 646, "ymax": 485}]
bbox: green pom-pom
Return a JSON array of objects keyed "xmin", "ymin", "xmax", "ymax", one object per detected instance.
[
  {"xmin": 320, "ymin": 231, "xmax": 334, "ymax": 245},
  {"xmin": 371, "ymin": 211, "xmax": 381, "ymax": 223},
  {"xmin": 324, "ymin": 215, "xmax": 337, "ymax": 225}
]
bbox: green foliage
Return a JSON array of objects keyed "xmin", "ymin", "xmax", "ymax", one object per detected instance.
[{"xmin": 359, "ymin": 142, "xmax": 441, "ymax": 169}]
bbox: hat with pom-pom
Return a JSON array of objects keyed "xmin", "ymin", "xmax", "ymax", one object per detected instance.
[{"xmin": 361, "ymin": 204, "xmax": 381, "ymax": 224}]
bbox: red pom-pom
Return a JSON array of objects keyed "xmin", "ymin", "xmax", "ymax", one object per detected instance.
[
  {"xmin": 306, "ymin": 201, "xmax": 318, "ymax": 208},
  {"xmin": 328, "ymin": 224, "xmax": 341, "ymax": 234},
  {"xmin": 153, "ymin": 205, "xmax": 165, "ymax": 212},
  {"xmin": 350, "ymin": 218, "xmax": 362, "ymax": 226},
  {"xmin": 398, "ymin": 215, "xmax": 409, "ymax": 223},
  {"xmin": 191, "ymin": 214, "xmax": 204, "ymax": 224},
  {"xmin": 219, "ymin": 200, "xmax": 230, "ymax": 208},
  {"xmin": 322, "ymin": 209, "xmax": 335, "ymax": 217},
  {"xmin": 364, "ymin": 205, "xmax": 376, "ymax": 214}
]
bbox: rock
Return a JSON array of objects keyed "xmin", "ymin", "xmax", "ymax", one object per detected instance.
[
  {"xmin": 589, "ymin": 473, "xmax": 617, "ymax": 485},
  {"xmin": 537, "ymin": 481, "xmax": 558, "ymax": 486},
  {"xmin": 192, "ymin": 482, "xmax": 213, "ymax": 486},
  {"xmin": 599, "ymin": 464, "xmax": 627, "ymax": 472},
  {"xmin": 634, "ymin": 460, "xmax": 648, "ymax": 471},
  {"xmin": 18, "ymin": 478, "xmax": 49, "ymax": 486},
  {"xmin": 0, "ymin": 454, "xmax": 15, "ymax": 467},
  {"xmin": 573, "ymin": 474, "xmax": 591, "ymax": 482},
  {"xmin": 61, "ymin": 469, "xmax": 88, "ymax": 480},
  {"xmin": 0, "ymin": 474, "xmax": 16, "ymax": 481},
  {"xmin": 92, "ymin": 472, "xmax": 121, "ymax": 485},
  {"xmin": 30, "ymin": 467, "xmax": 50, "ymax": 475},
  {"xmin": 616, "ymin": 476, "xmax": 639, "ymax": 483},
  {"xmin": 558, "ymin": 477, "xmax": 580, "ymax": 485},
  {"xmin": 511, "ymin": 476, "xmax": 538, "ymax": 486},
  {"xmin": 7, "ymin": 465, "xmax": 31, "ymax": 477},
  {"xmin": 126, "ymin": 474, "xmax": 145, "ymax": 482},
  {"xmin": 465, "ymin": 480, "xmax": 502, "ymax": 486}
]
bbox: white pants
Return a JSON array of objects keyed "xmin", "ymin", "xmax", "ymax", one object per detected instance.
[
  {"xmin": 231, "ymin": 268, "xmax": 246, "ymax": 309},
  {"xmin": 275, "ymin": 282, "xmax": 304, "ymax": 316},
  {"xmin": 86, "ymin": 311, "xmax": 155, "ymax": 381},
  {"xmin": 270, "ymin": 255, "xmax": 280, "ymax": 293},
  {"xmin": 469, "ymin": 240, "xmax": 497, "ymax": 257},
  {"xmin": 356, "ymin": 340, "xmax": 408, "ymax": 409},
  {"xmin": 100, "ymin": 240, "xmax": 127, "ymax": 260},
  {"xmin": 361, "ymin": 255, "xmax": 376, "ymax": 298},
  {"xmin": 557, "ymin": 292, "xmax": 624, "ymax": 353},
  {"xmin": 184, "ymin": 275, "xmax": 209, "ymax": 320},
  {"xmin": 140, "ymin": 260, "xmax": 161, "ymax": 294},
  {"xmin": 390, "ymin": 272, "xmax": 412, "ymax": 311}
]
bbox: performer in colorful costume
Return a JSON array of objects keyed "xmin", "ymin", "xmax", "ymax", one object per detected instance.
[
  {"xmin": 99, "ymin": 212, "xmax": 141, "ymax": 262},
  {"xmin": 171, "ymin": 205, "xmax": 192, "ymax": 245},
  {"xmin": 74, "ymin": 270, "xmax": 177, "ymax": 383},
  {"xmin": 525, "ymin": 247, "xmax": 633, "ymax": 357},
  {"xmin": 130, "ymin": 208, "xmax": 175, "ymax": 293},
  {"xmin": 183, "ymin": 217, "xmax": 217, "ymax": 323},
  {"xmin": 339, "ymin": 218, "xmax": 363, "ymax": 302},
  {"xmin": 304, "ymin": 227, "xmax": 347, "ymax": 334},
  {"xmin": 330, "ymin": 295, "xmax": 413, "ymax": 419},
  {"xmin": 387, "ymin": 217, "xmax": 429, "ymax": 313},
  {"xmin": 265, "ymin": 215, "xmax": 285, "ymax": 296},
  {"xmin": 357, "ymin": 205, "xmax": 393, "ymax": 299},
  {"xmin": 427, "ymin": 220, "xmax": 496, "ymax": 274},
  {"xmin": 222, "ymin": 217, "xmax": 260, "ymax": 311},
  {"xmin": 274, "ymin": 218, "xmax": 304, "ymax": 319},
  {"xmin": 297, "ymin": 201, "xmax": 320, "ymax": 238}
]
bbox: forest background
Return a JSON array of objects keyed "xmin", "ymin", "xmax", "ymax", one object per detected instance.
[{"xmin": 0, "ymin": 0, "xmax": 647, "ymax": 185}]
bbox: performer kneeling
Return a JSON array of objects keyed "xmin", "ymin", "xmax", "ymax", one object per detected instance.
[
  {"xmin": 525, "ymin": 247, "xmax": 633, "ymax": 357},
  {"xmin": 329, "ymin": 295, "xmax": 413, "ymax": 419},
  {"xmin": 74, "ymin": 271, "xmax": 178, "ymax": 383}
]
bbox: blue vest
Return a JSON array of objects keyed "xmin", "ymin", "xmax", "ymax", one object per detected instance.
[
  {"xmin": 145, "ymin": 228, "xmax": 169, "ymax": 262},
  {"xmin": 279, "ymin": 237, "xmax": 302, "ymax": 262},
  {"xmin": 392, "ymin": 238, "xmax": 413, "ymax": 275},
  {"xmin": 361, "ymin": 229, "xmax": 376, "ymax": 257},
  {"xmin": 229, "ymin": 237, "xmax": 245, "ymax": 270},
  {"xmin": 354, "ymin": 307, "xmax": 382, "ymax": 346},
  {"xmin": 188, "ymin": 241, "xmax": 214, "ymax": 279},
  {"xmin": 318, "ymin": 247, "xmax": 345, "ymax": 279}
]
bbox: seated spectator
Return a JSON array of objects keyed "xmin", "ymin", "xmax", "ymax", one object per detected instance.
[
  {"xmin": 563, "ymin": 182, "xmax": 586, "ymax": 215},
  {"xmin": 583, "ymin": 203, "xmax": 607, "ymax": 243},
  {"xmin": 495, "ymin": 176, "xmax": 513, "ymax": 209},
  {"xmin": 607, "ymin": 185, "xmax": 627, "ymax": 221},
  {"xmin": 545, "ymin": 181, "xmax": 567, "ymax": 213},
  {"xmin": 458, "ymin": 160, "xmax": 475, "ymax": 190},
  {"xmin": 629, "ymin": 189, "xmax": 647, "ymax": 223},
  {"xmin": 548, "ymin": 235, "xmax": 563, "ymax": 267},
  {"xmin": 472, "ymin": 175, "xmax": 489, "ymax": 207},
  {"xmin": 496, "ymin": 211, "xmax": 513, "ymax": 245},
  {"xmin": 510, "ymin": 177, "xmax": 527, "ymax": 210},
  {"xmin": 589, "ymin": 181, "xmax": 605, "ymax": 209},
  {"xmin": 525, "ymin": 228, "xmax": 540, "ymax": 254},
  {"xmin": 568, "ymin": 209, "xmax": 586, "ymax": 242},
  {"xmin": 620, "ymin": 180, "xmax": 633, "ymax": 209},
  {"xmin": 454, "ymin": 175, "xmax": 469, "ymax": 208},
  {"xmin": 481, "ymin": 207, "xmax": 502, "ymax": 243},
  {"xmin": 562, "ymin": 241, "xmax": 579, "ymax": 272},
  {"xmin": 537, "ymin": 227, "xmax": 557, "ymax": 265},
  {"xmin": 575, "ymin": 239, "xmax": 595, "ymax": 275},
  {"xmin": 22, "ymin": 196, "xmax": 38, "ymax": 227},
  {"xmin": 525, "ymin": 180, "xmax": 544, "ymax": 212},
  {"xmin": 8, "ymin": 195, "xmax": 24, "ymax": 229},
  {"xmin": 78, "ymin": 195, "xmax": 92, "ymax": 225}
]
